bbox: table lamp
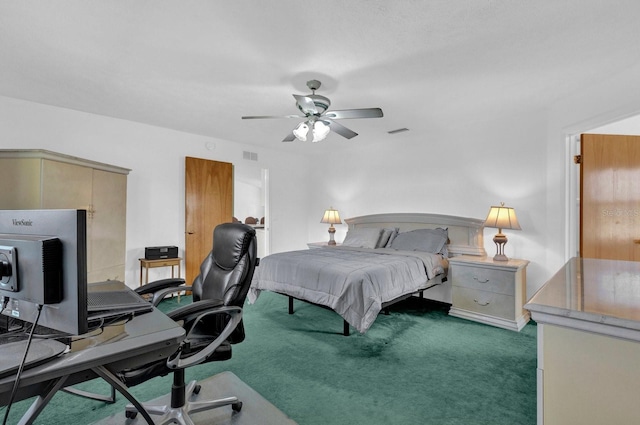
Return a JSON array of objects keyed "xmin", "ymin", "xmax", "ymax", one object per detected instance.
[
  {"xmin": 483, "ymin": 202, "xmax": 521, "ymax": 261},
  {"xmin": 321, "ymin": 207, "xmax": 342, "ymax": 245}
]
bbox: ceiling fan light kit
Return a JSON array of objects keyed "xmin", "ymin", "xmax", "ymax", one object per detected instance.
[
  {"xmin": 292, "ymin": 122, "xmax": 310, "ymax": 141},
  {"xmin": 242, "ymin": 79, "xmax": 383, "ymax": 143},
  {"xmin": 292, "ymin": 120, "xmax": 330, "ymax": 143}
]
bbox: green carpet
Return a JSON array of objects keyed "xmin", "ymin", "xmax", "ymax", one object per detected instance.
[{"xmin": 5, "ymin": 292, "xmax": 537, "ymax": 424}]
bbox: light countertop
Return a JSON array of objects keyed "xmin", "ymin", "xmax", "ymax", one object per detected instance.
[{"xmin": 525, "ymin": 257, "xmax": 640, "ymax": 341}]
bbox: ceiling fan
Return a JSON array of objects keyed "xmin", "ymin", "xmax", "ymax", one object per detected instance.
[{"xmin": 242, "ymin": 79, "xmax": 383, "ymax": 143}]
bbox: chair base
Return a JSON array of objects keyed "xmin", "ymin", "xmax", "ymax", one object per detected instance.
[{"xmin": 125, "ymin": 380, "xmax": 242, "ymax": 425}]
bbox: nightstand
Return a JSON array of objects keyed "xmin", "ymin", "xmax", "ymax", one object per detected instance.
[
  {"xmin": 448, "ymin": 255, "xmax": 529, "ymax": 331},
  {"xmin": 307, "ymin": 241, "xmax": 341, "ymax": 249}
]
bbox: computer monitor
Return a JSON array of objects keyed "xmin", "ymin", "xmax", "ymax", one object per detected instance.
[{"xmin": 0, "ymin": 209, "xmax": 88, "ymax": 335}]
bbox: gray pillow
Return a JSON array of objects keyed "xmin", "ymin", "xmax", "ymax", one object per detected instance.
[
  {"xmin": 389, "ymin": 228, "xmax": 448, "ymax": 254},
  {"xmin": 385, "ymin": 228, "xmax": 400, "ymax": 247},
  {"xmin": 342, "ymin": 227, "xmax": 383, "ymax": 249},
  {"xmin": 375, "ymin": 227, "xmax": 399, "ymax": 248}
]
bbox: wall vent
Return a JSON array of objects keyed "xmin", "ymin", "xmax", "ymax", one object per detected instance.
[{"xmin": 243, "ymin": 151, "xmax": 258, "ymax": 161}]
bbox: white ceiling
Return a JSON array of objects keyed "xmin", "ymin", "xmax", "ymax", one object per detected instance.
[{"xmin": 1, "ymin": 1, "xmax": 639, "ymax": 153}]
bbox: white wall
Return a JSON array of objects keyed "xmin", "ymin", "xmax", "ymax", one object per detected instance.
[
  {"xmin": 587, "ymin": 114, "xmax": 640, "ymax": 135},
  {"xmin": 308, "ymin": 55, "xmax": 640, "ymax": 301},
  {"xmin": 308, "ymin": 108, "xmax": 550, "ymax": 299},
  {"xmin": 0, "ymin": 95, "xmax": 312, "ymax": 286}
]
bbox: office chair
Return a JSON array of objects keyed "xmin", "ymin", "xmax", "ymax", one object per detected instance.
[{"xmin": 119, "ymin": 222, "xmax": 258, "ymax": 424}]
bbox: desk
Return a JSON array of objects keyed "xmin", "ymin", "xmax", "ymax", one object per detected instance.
[
  {"xmin": 139, "ymin": 257, "xmax": 182, "ymax": 285},
  {"xmin": 0, "ymin": 281, "xmax": 185, "ymax": 425}
]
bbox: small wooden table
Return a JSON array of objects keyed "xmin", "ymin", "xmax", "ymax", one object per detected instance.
[{"xmin": 139, "ymin": 257, "xmax": 182, "ymax": 285}]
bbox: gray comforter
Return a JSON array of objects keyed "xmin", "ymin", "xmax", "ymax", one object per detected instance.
[{"xmin": 248, "ymin": 246, "xmax": 447, "ymax": 333}]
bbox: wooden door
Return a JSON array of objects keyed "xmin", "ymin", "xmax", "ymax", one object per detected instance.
[
  {"xmin": 185, "ymin": 157, "xmax": 233, "ymax": 283},
  {"xmin": 580, "ymin": 134, "xmax": 640, "ymax": 260}
]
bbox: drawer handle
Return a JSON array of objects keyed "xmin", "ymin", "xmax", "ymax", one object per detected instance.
[
  {"xmin": 474, "ymin": 299, "xmax": 490, "ymax": 306},
  {"xmin": 473, "ymin": 276, "xmax": 490, "ymax": 284}
]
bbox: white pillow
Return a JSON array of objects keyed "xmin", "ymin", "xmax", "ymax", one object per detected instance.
[{"xmin": 342, "ymin": 227, "xmax": 383, "ymax": 249}]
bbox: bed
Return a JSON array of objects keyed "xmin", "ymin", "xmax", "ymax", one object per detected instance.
[{"xmin": 248, "ymin": 213, "xmax": 486, "ymax": 335}]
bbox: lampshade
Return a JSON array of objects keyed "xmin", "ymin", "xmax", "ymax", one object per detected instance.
[
  {"xmin": 293, "ymin": 122, "xmax": 309, "ymax": 142},
  {"xmin": 484, "ymin": 204, "xmax": 521, "ymax": 231},
  {"xmin": 321, "ymin": 208, "xmax": 342, "ymax": 225},
  {"xmin": 312, "ymin": 121, "xmax": 330, "ymax": 142},
  {"xmin": 483, "ymin": 203, "xmax": 521, "ymax": 261},
  {"xmin": 321, "ymin": 207, "xmax": 341, "ymax": 245}
]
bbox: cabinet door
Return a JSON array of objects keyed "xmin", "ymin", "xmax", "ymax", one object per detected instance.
[
  {"xmin": 88, "ymin": 169, "xmax": 127, "ymax": 282},
  {"xmin": 41, "ymin": 159, "xmax": 92, "ymax": 209},
  {"xmin": 0, "ymin": 158, "xmax": 43, "ymax": 209},
  {"xmin": 41, "ymin": 159, "xmax": 127, "ymax": 282}
]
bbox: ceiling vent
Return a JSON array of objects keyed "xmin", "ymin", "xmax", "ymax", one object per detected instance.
[{"xmin": 388, "ymin": 128, "xmax": 409, "ymax": 134}]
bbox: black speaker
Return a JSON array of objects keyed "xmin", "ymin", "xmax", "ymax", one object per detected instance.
[{"xmin": 144, "ymin": 246, "xmax": 178, "ymax": 260}]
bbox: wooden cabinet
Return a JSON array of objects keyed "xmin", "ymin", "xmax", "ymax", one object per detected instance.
[
  {"xmin": 0, "ymin": 149, "xmax": 129, "ymax": 282},
  {"xmin": 448, "ymin": 255, "xmax": 529, "ymax": 331}
]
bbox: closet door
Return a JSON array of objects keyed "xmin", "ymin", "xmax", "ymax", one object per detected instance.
[
  {"xmin": 184, "ymin": 157, "xmax": 233, "ymax": 283},
  {"xmin": 580, "ymin": 134, "xmax": 640, "ymax": 261}
]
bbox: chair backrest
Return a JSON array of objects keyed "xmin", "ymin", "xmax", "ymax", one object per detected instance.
[{"xmin": 191, "ymin": 222, "xmax": 258, "ymax": 342}]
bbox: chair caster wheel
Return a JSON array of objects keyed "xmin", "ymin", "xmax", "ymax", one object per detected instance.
[
  {"xmin": 232, "ymin": 401, "xmax": 243, "ymax": 412},
  {"xmin": 194, "ymin": 384, "xmax": 201, "ymax": 394},
  {"xmin": 125, "ymin": 410, "xmax": 138, "ymax": 419}
]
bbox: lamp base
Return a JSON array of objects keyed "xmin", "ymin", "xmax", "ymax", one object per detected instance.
[
  {"xmin": 493, "ymin": 232, "xmax": 509, "ymax": 262},
  {"xmin": 328, "ymin": 225, "xmax": 336, "ymax": 245}
]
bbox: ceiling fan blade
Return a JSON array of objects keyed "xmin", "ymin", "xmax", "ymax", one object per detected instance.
[
  {"xmin": 293, "ymin": 94, "xmax": 318, "ymax": 115},
  {"xmin": 323, "ymin": 108, "xmax": 383, "ymax": 120},
  {"xmin": 282, "ymin": 132, "xmax": 296, "ymax": 142},
  {"xmin": 242, "ymin": 114, "xmax": 303, "ymax": 120},
  {"xmin": 326, "ymin": 119, "xmax": 358, "ymax": 139}
]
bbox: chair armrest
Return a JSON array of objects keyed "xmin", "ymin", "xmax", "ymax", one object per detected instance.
[
  {"xmin": 166, "ymin": 303, "xmax": 242, "ymax": 370},
  {"xmin": 135, "ymin": 278, "xmax": 185, "ymax": 295},
  {"xmin": 166, "ymin": 299, "xmax": 224, "ymax": 322},
  {"xmin": 135, "ymin": 278, "xmax": 190, "ymax": 306}
]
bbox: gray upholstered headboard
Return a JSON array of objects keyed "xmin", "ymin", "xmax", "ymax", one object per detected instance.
[{"xmin": 344, "ymin": 213, "xmax": 486, "ymax": 257}]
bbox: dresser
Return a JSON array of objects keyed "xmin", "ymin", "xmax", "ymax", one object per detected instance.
[
  {"xmin": 448, "ymin": 255, "xmax": 529, "ymax": 331},
  {"xmin": 525, "ymin": 257, "xmax": 640, "ymax": 425}
]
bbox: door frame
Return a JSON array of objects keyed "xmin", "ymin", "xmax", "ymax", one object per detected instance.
[{"xmin": 566, "ymin": 133, "xmax": 580, "ymax": 259}]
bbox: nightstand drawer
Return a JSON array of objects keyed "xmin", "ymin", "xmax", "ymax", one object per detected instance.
[
  {"xmin": 452, "ymin": 286, "xmax": 515, "ymax": 320},
  {"xmin": 451, "ymin": 265, "xmax": 515, "ymax": 296}
]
